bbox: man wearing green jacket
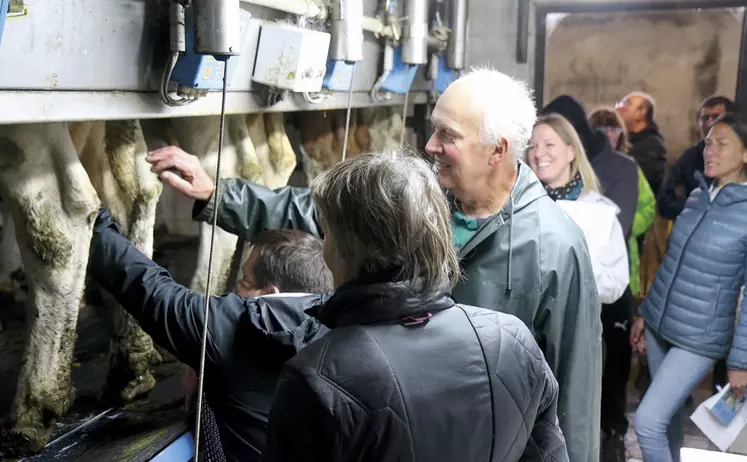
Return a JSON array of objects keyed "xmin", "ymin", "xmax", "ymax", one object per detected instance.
[{"xmin": 148, "ymin": 67, "xmax": 602, "ymax": 461}]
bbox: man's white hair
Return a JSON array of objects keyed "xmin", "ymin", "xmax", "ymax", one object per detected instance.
[{"xmin": 457, "ymin": 66, "xmax": 537, "ymax": 157}]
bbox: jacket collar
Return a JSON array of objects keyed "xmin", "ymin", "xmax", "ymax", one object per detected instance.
[
  {"xmin": 630, "ymin": 122, "xmax": 664, "ymax": 144},
  {"xmin": 306, "ymin": 271, "xmax": 456, "ymax": 328}
]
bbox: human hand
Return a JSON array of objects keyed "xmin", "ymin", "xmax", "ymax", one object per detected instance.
[
  {"xmin": 630, "ymin": 317, "xmax": 647, "ymax": 354},
  {"xmin": 181, "ymin": 366, "xmax": 199, "ymax": 411},
  {"xmin": 728, "ymin": 369, "xmax": 747, "ymax": 399},
  {"xmin": 146, "ymin": 146, "xmax": 215, "ymax": 201}
]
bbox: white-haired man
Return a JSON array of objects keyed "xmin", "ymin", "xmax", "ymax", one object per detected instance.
[
  {"xmin": 425, "ymin": 68, "xmax": 601, "ymax": 462},
  {"xmin": 147, "ymin": 67, "xmax": 601, "ymax": 462}
]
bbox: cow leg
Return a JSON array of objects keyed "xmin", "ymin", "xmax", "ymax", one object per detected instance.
[
  {"xmin": 0, "ymin": 208, "xmax": 24, "ymax": 295},
  {"xmin": 171, "ymin": 117, "xmax": 240, "ymax": 296},
  {"xmin": 0, "ymin": 123, "xmax": 100, "ymax": 456},
  {"xmin": 76, "ymin": 120, "xmax": 164, "ymax": 403}
]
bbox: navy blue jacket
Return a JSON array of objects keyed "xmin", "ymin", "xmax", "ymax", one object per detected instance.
[
  {"xmin": 88, "ymin": 209, "xmax": 330, "ymax": 461},
  {"xmin": 658, "ymin": 140, "xmax": 713, "ymax": 220}
]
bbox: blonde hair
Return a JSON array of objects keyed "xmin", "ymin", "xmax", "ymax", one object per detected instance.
[
  {"xmin": 588, "ymin": 107, "xmax": 631, "ymax": 153},
  {"xmin": 535, "ymin": 113, "xmax": 602, "ymax": 195}
]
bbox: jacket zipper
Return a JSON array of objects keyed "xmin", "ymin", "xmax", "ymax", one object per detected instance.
[{"xmin": 656, "ymin": 198, "xmax": 712, "ymax": 331}]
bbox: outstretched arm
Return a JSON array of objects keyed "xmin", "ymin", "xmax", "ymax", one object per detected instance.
[
  {"xmin": 88, "ymin": 208, "xmax": 246, "ymax": 370},
  {"xmin": 147, "ymin": 146, "xmax": 322, "ymax": 242}
]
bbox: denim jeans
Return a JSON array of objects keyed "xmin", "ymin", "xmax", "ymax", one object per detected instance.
[{"xmin": 634, "ymin": 329, "xmax": 716, "ymax": 462}]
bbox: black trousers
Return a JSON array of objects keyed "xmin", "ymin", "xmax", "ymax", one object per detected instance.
[
  {"xmin": 713, "ymin": 358, "xmax": 728, "ymax": 393},
  {"xmin": 601, "ymin": 287, "xmax": 634, "ymax": 436}
]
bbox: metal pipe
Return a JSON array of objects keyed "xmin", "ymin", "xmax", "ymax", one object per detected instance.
[
  {"xmin": 402, "ymin": 0, "xmax": 429, "ymax": 65},
  {"xmin": 446, "ymin": 0, "xmax": 467, "ymax": 69},
  {"xmin": 329, "ymin": 0, "xmax": 364, "ymax": 63},
  {"xmin": 515, "ymin": 0, "xmax": 528, "ymax": 64},
  {"xmin": 193, "ymin": 0, "xmax": 242, "ymax": 57},
  {"xmin": 169, "ymin": 2, "xmax": 186, "ymax": 53},
  {"xmin": 239, "ymin": 0, "xmax": 325, "ymax": 20},
  {"xmin": 371, "ymin": 41, "xmax": 395, "ymax": 101}
]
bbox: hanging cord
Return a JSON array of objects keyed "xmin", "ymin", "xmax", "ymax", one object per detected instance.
[
  {"xmin": 193, "ymin": 58, "xmax": 229, "ymax": 460},
  {"xmin": 341, "ymin": 63, "xmax": 357, "ymax": 162}
]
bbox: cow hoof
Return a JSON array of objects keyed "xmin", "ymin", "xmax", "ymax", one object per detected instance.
[
  {"xmin": 0, "ymin": 425, "xmax": 49, "ymax": 458},
  {"xmin": 119, "ymin": 372, "xmax": 157, "ymax": 403},
  {"xmin": 154, "ymin": 346, "xmax": 176, "ymax": 364},
  {"xmin": 104, "ymin": 371, "xmax": 157, "ymax": 406}
]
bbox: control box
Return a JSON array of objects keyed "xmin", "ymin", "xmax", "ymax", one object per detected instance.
[
  {"xmin": 252, "ymin": 22, "xmax": 331, "ymax": 93},
  {"xmin": 170, "ymin": 8, "xmax": 253, "ymax": 90}
]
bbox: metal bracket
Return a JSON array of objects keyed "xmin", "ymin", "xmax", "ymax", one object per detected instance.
[
  {"xmin": 516, "ymin": 0, "xmax": 529, "ymax": 64},
  {"xmin": 7, "ymin": 0, "xmax": 26, "ymax": 17}
]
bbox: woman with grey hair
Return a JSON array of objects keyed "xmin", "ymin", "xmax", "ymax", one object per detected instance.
[{"xmin": 261, "ymin": 149, "xmax": 569, "ymax": 462}]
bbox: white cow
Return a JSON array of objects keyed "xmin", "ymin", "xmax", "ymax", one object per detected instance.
[
  {"xmin": 0, "ymin": 106, "xmax": 402, "ymax": 455},
  {"xmin": 0, "ymin": 113, "xmax": 297, "ymax": 455}
]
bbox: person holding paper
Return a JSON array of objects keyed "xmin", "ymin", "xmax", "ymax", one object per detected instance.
[{"xmin": 630, "ymin": 112, "xmax": 747, "ymax": 462}]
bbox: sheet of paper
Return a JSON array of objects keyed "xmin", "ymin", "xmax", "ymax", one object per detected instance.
[
  {"xmin": 681, "ymin": 447, "xmax": 747, "ymax": 461},
  {"xmin": 691, "ymin": 385, "xmax": 747, "ymax": 452}
]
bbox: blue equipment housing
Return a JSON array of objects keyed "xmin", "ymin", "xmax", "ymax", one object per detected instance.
[
  {"xmin": 434, "ymin": 56, "xmax": 458, "ymax": 94},
  {"xmin": 322, "ymin": 59, "xmax": 356, "ymax": 92},
  {"xmin": 379, "ymin": 46, "xmax": 418, "ymax": 94},
  {"xmin": 170, "ymin": 7, "xmax": 250, "ymax": 90}
]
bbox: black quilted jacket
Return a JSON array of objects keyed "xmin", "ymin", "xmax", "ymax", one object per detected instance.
[{"xmin": 262, "ymin": 275, "xmax": 569, "ymax": 462}]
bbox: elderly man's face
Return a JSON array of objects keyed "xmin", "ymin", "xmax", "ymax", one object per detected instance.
[
  {"xmin": 615, "ymin": 94, "xmax": 645, "ymax": 129},
  {"xmin": 425, "ymin": 84, "xmax": 498, "ymax": 193}
]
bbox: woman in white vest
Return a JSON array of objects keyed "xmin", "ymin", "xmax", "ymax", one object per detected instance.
[{"xmin": 527, "ymin": 113, "xmax": 629, "ymax": 304}]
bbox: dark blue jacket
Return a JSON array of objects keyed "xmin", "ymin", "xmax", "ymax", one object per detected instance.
[
  {"xmin": 658, "ymin": 140, "xmax": 713, "ymax": 220},
  {"xmin": 641, "ymin": 174, "xmax": 747, "ymax": 367},
  {"xmin": 88, "ymin": 209, "xmax": 330, "ymax": 461}
]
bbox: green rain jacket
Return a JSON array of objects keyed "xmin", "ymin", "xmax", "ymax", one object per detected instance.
[
  {"xmin": 192, "ymin": 161, "xmax": 602, "ymax": 462},
  {"xmin": 629, "ymin": 167, "xmax": 656, "ymax": 296}
]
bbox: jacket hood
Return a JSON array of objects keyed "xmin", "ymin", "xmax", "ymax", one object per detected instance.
[
  {"xmin": 511, "ymin": 160, "xmax": 548, "ymax": 212},
  {"xmin": 309, "ymin": 273, "xmax": 456, "ymax": 328},
  {"xmin": 243, "ymin": 292, "xmax": 332, "ymax": 361},
  {"xmin": 541, "ymin": 95, "xmax": 608, "ymax": 160}
]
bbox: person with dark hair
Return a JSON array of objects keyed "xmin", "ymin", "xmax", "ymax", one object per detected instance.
[
  {"xmin": 589, "ymin": 107, "xmax": 656, "ymax": 299},
  {"xmin": 630, "ymin": 112, "xmax": 747, "ymax": 462},
  {"xmin": 85, "ymin": 223, "xmax": 334, "ymax": 461},
  {"xmin": 658, "ymin": 95, "xmax": 740, "ymax": 221},
  {"xmin": 657, "ymin": 96, "xmax": 740, "ymax": 395},
  {"xmin": 181, "ymin": 228, "xmax": 333, "ymax": 408},
  {"xmin": 616, "ymin": 91, "xmax": 668, "ymax": 197},
  {"xmin": 235, "ymin": 229, "xmax": 333, "ymax": 297}
]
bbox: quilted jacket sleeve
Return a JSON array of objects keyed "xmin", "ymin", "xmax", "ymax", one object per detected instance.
[
  {"xmin": 520, "ymin": 361, "xmax": 570, "ymax": 461},
  {"xmin": 727, "ymin": 252, "xmax": 747, "ymax": 370}
]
